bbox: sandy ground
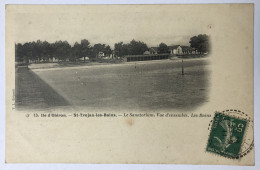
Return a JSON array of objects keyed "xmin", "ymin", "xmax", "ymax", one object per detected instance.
[{"xmin": 16, "ymin": 58, "xmax": 210, "ymax": 112}]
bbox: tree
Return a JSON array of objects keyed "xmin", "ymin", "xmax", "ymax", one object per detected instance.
[
  {"xmin": 80, "ymin": 39, "xmax": 91, "ymax": 61},
  {"xmin": 53, "ymin": 40, "xmax": 71, "ymax": 61},
  {"xmin": 38, "ymin": 40, "xmax": 53, "ymax": 62},
  {"xmin": 22, "ymin": 42, "xmax": 34, "ymax": 64},
  {"xmin": 92, "ymin": 43, "xmax": 106, "ymax": 58},
  {"xmin": 104, "ymin": 45, "xmax": 112, "ymax": 56},
  {"xmin": 189, "ymin": 34, "xmax": 210, "ymax": 53},
  {"xmin": 158, "ymin": 42, "xmax": 169, "ymax": 54},
  {"xmin": 128, "ymin": 39, "xmax": 148, "ymax": 55},
  {"xmin": 114, "ymin": 42, "xmax": 124, "ymax": 57},
  {"xmin": 114, "ymin": 40, "xmax": 149, "ymax": 57},
  {"xmin": 71, "ymin": 42, "xmax": 81, "ymax": 61},
  {"xmin": 45, "ymin": 42, "xmax": 55, "ymax": 61},
  {"xmin": 122, "ymin": 44, "xmax": 130, "ymax": 56},
  {"xmin": 15, "ymin": 43, "xmax": 25, "ymax": 62}
]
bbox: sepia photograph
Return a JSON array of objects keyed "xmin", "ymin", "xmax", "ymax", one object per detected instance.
[
  {"xmin": 5, "ymin": 4, "xmax": 255, "ymax": 165},
  {"xmin": 14, "ymin": 5, "xmax": 210, "ymax": 112}
]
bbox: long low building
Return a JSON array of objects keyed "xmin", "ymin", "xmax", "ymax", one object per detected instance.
[{"xmin": 125, "ymin": 54, "xmax": 169, "ymax": 62}]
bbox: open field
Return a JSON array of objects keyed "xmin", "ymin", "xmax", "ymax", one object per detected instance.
[{"xmin": 16, "ymin": 58, "xmax": 210, "ymax": 112}]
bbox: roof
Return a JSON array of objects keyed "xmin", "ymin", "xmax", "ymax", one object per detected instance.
[
  {"xmin": 181, "ymin": 46, "xmax": 194, "ymax": 51},
  {"xmin": 149, "ymin": 48, "xmax": 157, "ymax": 53},
  {"xmin": 168, "ymin": 45, "xmax": 194, "ymax": 51},
  {"xmin": 150, "ymin": 47, "xmax": 158, "ymax": 51},
  {"xmin": 143, "ymin": 51, "xmax": 150, "ymax": 55},
  {"xmin": 168, "ymin": 45, "xmax": 180, "ymax": 50}
]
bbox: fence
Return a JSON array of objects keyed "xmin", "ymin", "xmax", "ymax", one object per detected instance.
[{"xmin": 126, "ymin": 54, "xmax": 169, "ymax": 62}]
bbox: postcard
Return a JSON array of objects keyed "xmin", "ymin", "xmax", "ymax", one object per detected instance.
[{"xmin": 5, "ymin": 4, "xmax": 254, "ymax": 165}]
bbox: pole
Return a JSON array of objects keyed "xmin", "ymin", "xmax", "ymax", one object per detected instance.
[{"xmin": 182, "ymin": 59, "xmax": 184, "ymax": 75}]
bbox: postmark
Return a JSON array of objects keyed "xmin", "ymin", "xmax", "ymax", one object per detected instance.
[{"xmin": 206, "ymin": 109, "xmax": 254, "ymax": 159}]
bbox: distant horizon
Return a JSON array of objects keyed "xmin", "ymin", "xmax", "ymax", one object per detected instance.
[{"xmin": 15, "ymin": 36, "xmax": 193, "ymax": 50}]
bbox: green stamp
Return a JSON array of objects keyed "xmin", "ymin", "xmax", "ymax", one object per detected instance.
[{"xmin": 206, "ymin": 112, "xmax": 248, "ymax": 159}]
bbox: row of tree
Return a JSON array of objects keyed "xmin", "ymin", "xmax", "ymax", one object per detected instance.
[
  {"xmin": 15, "ymin": 34, "xmax": 210, "ymax": 63},
  {"xmin": 114, "ymin": 40, "xmax": 149, "ymax": 57},
  {"xmin": 15, "ymin": 39, "xmax": 149, "ymax": 62},
  {"xmin": 114, "ymin": 40, "xmax": 178, "ymax": 56},
  {"xmin": 15, "ymin": 39, "xmax": 113, "ymax": 62}
]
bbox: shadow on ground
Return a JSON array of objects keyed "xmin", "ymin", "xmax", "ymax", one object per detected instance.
[{"xmin": 15, "ymin": 67, "xmax": 70, "ymax": 110}]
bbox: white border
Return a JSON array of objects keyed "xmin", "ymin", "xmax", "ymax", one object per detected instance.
[{"xmin": 0, "ymin": 0, "xmax": 259, "ymax": 170}]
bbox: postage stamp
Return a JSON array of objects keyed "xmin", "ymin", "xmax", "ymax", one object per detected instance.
[{"xmin": 206, "ymin": 110, "xmax": 254, "ymax": 159}]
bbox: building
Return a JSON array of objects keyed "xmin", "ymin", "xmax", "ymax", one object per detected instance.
[
  {"xmin": 181, "ymin": 46, "xmax": 197, "ymax": 54},
  {"xmin": 110, "ymin": 50, "xmax": 116, "ymax": 58},
  {"xmin": 168, "ymin": 45, "xmax": 195, "ymax": 55},
  {"xmin": 168, "ymin": 45, "xmax": 182, "ymax": 55},
  {"xmin": 142, "ymin": 48, "xmax": 158, "ymax": 55},
  {"xmin": 143, "ymin": 51, "xmax": 150, "ymax": 55},
  {"xmin": 97, "ymin": 51, "xmax": 105, "ymax": 58},
  {"xmin": 79, "ymin": 56, "xmax": 90, "ymax": 61},
  {"xmin": 149, "ymin": 47, "xmax": 158, "ymax": 54},
  {"xmin": 149, "ymin": 45, "xmax": 195, "ymax": 55}
]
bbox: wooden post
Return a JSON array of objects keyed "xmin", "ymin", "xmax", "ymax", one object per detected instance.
[{"xmin": 182, "ymin": 59, "xmax": 184, "ymax": 75}]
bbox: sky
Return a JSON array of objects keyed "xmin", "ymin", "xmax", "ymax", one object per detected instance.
[{"xmin": 8, "ymin": 5, "xmax": 211, "ymax": 48}]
